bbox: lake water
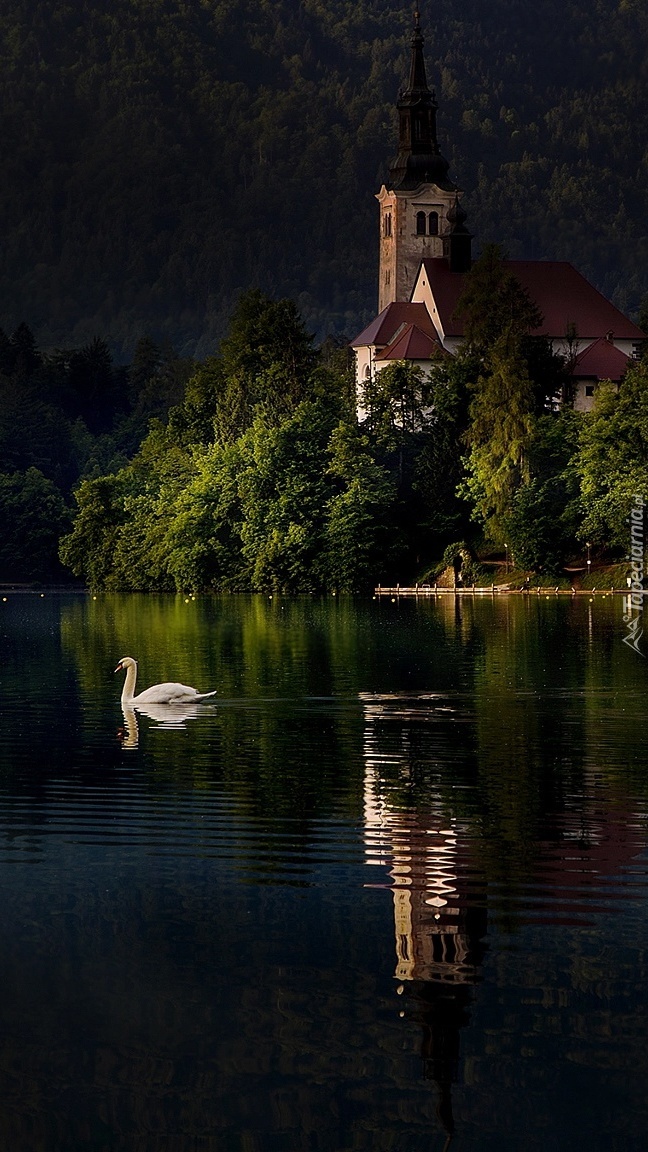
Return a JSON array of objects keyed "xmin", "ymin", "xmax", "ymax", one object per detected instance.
[{"xmin": 1, "ymin": 591, "xmax": 647, "ymax": 1151}]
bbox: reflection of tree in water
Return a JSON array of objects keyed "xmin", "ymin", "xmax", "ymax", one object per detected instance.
[{"xmin": 362, "ymin": 695, "xmax": 487, "ymax": 1143}]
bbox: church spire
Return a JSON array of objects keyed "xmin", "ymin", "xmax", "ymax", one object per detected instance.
[
  {"xmin": 376, "ymin": 10, "xmax": 466, "ymax": 311},
  {"xmin": 408, "ymin": 10, "xmax": 429, "ymax": 94},
  {"xmin": 388, "ymin": 10, "xmax": 453, "ymax": 191}
]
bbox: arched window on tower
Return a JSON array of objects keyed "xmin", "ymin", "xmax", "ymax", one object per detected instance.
[
  {"xmin": 416, "ymin": 211, "xmax": 426, "ymax": 235},
  {"xmin": 428, "ymin": 211, "xmax": 439, "ymax": 235},
  {"xmin": 383, "ymin": 212, "xmax": 392, "ymax": 238}
]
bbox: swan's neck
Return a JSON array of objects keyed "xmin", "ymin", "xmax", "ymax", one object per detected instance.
[{"xmin": 121, "ymin": 663, "xmax": 138, "ymax": 702}]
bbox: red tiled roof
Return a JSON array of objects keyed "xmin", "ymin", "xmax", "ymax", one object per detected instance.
[
  {"xmin": 374, "ymin": 322, "xmax": 443, "ymax": 361},
  {"xmin": 418, "ymin": 258, "xmax": 646, "ymax": 341},
  {"xmin": 573, "ymin": 337, "xmax": 630, "ymax": 381},
  {"xmin": 416, "ymin": 260, "xmax": 464, "ymax": 337},
  {"xmin": 351, "ymin": 301, "xmax": 439, "ymax": 347}
]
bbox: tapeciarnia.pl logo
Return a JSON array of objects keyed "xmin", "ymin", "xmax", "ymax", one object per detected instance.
[{"xmin": 623, "ymin": 495, "xmax": 645, "ymax": 656}]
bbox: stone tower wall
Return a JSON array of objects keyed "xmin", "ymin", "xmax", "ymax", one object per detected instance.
[{"xmin": 377, "ymin": 184, "xmax": 458, "ymax": 311}]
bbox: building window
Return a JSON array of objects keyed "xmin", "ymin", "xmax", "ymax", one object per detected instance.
[
  {"xmin": 428, "ymin": 211, "xmax": 439, "ymax": 235},
  {"xmin": 383, "ymin": 212, "xmax": 392, "ymax": 238},
  {"xmin": 585, "ymin": 385, "xmax": 595, "ymax": 397},
  {"xmin": 416, "ymin": 211, "xmax": 426, "ymax": 235},
  {"xmin": 385, "ymin": 269, "xmax": 391, "ymax": 286}
]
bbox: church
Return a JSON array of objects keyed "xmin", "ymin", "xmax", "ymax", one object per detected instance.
[{"xmin": 352, "ymin": 12, "xmax": 645, "ymax": 412}]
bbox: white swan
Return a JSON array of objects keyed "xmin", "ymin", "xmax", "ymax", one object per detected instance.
[{"xmin": 114, "ymin": 656, "xmax": 217, "ymax": 706}]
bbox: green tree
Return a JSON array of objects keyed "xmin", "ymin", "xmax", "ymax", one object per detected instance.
[
  {"xmin": 218, "ymin": 290, "xmax": 319, "ymax": 434},
  {"xmin": 0, "ymin": 329, "xmax": 13, "ymax": 376},
  {"xmin": 118, "ymin": 338, "xmax": 194, "ymax": 452},
  {"xmin": 361, "ymin": 361, "xmax": 432, "ymax": 447},
  {"xmin": 576, "ymin": 360, "xmax": 648, "ymax": 548},
  {"xmin": 162, "ymin": 402, "xmax": 400, "ymax": 594},
  {"xmin": 458, "ymin": 247, "xmax": 542, "ymax": 541},
  {"xmin": 59, "ymin": 473, "xmax": 128, "ymax": 588},
  {"xmin": 638, "ymin": 295, "xmax": 648, "ymax": 332},
  {"xmin": 412, "ymin": 354, "xmax": 473, "ymax": 542},
  {"xmin": 0, "ymin": 468, "xmax": 70, "ymax": 581},
  {"xmin": 0, "ymin": 379, "xmax": 79, "ymax": 490},
  {"xmin": 503, "ymin": 413, "xmax": 581, "ymax": 571},
  {"xmin": 9, "ymin": 323, "xmax": 41, "ymax": 379},
  {"xmin": 522, "ymin": 333, "xmax": 572, "ymax": 412},
  {"xmin": 166, "ymin": 359, "xmax": 226, "ymax": 449},
  {"xmin": 360, "ymin": 362, "xmax": 435, "ymax": 562},
  {"xmin": 321, "ymin": 422, "xmax": 400, "ymax": 590},
  {"xmin": 165, "ymin": 438, "xmax": 249, "ymax": 592},
  {"xmin": 130, "ymin": 336, "xmax": 163, "ymax": 390},
  {"xmin": 237, "ymin": 400, "xmax": 336, "ymax": 592},
  {"xmin": 462, "ymin": 336, "xmax": 536, "ymax": 540},
  {"xmin": 455, "ymin": 244, "xmax": 542, "ymax": 356},
  {"xmin": 59, "ymin": 416, "xmax": 197, "ymax": 590}
]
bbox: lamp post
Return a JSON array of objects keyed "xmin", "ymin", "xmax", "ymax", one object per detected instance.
[
  {"xmin": 586, "ymin": 542, "xmax": 591, "ymax": 578},
  {"xmin": 504, "ymin": 543, "xmax": 509, "ymax": 573}
]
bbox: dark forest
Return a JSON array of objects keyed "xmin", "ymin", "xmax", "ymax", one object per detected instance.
[{"xmin": 1, "ymin": 0, "xmax": 646, "ymax": 356}]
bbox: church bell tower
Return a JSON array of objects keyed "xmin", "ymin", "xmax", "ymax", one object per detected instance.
[{"xmin": 377, "ymin": 11, "xmax": 470, "ymax": 311}]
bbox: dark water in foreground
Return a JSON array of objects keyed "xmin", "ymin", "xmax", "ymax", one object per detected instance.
[{"xmin": 0, "ymin": 592, "xmax": 647, "ymax": 1151}]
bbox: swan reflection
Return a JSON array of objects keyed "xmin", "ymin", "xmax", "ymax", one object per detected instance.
[
  {"xmin": 117, "ymin": 707, "xmax": 140, "ymax": 749},
  {"xmin": 118, "ymin": 701, "xmax": 216, "ymax": 748}
]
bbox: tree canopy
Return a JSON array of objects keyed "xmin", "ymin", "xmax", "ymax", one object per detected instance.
[
  {"xmin": 58, "ymin": 290, "xmax": 402, "ymax": 593},
  {"xmin": 2, "ymin": 284, "xmax": 646, "ymax": 589}
]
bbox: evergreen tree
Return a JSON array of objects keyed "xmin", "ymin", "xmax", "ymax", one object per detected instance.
[
  {"xmin": 361, "ymin": 361, "xmax": 432, "ymax": 445},
  {"xmin": 458, "ymin": 246, "xmax": 544, "ymax": 542},
  {"xmin": 0, "ymin": 328, "xmax": 14, "ymax": 376},
  {"xmin": 503, "ymin": 413, "xmax": 580, "ymax": 572},
  {"xmin": 413, "ymin": 355, "xmax": 473, "ymax": 541},
  {"xmin": 130, "ymin": 336, "xmax": 163, "ymax": 391},
  {"xmin": 0, "ymin": 468, "xmax": 70, "ymax": 581},
  {"xmin": 455, "ymin": 244, "xmax": 542, "ymax": 356},
  {"xmin": 322, "ymin": 422, "xmax": 400, "ymax": 590},
  {"xmin": 462, "ymin": 336, "xmax": 536, "ymax": 541},
  {"xmin": 9, "ymin": 323, "xmax": 41, "ymax": 379},
  {"xmin": 218, "ymin": 290, "xmax": 319, "ymax": 433}
]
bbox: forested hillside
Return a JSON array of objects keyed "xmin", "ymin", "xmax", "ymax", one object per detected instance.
[{"xmin": 0, "ymin": 0, "xmax": 646, "ymax": 355}]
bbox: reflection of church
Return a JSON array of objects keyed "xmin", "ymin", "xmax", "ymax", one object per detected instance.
[
  {"xmin": 360, "ymin": 670, "xmax": 648, "ymax": 1144},
  {"xmin": 352, "ymin": 12, "xmax": 645, "ymax": 413},
  {"xmin": 364, "ymin": 757, "xmax": 482, "ymax": 986},
  {"xmin": 361, "ymin": 693, "xmax": 487, "ymax": 1139}
]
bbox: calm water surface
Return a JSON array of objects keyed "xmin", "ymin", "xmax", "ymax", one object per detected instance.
[{"xmin": 0, "ymin": 592, "xmax": 647, "ymax": 1151}]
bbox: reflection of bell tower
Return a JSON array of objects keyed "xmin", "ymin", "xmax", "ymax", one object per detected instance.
[
  {"xmin": 364, "ymin": 759, "xmax": 484, "ymax": 986},
  {"xmin": 362, "ymin": 693, "xmax": 486, "ymax": 1141},
  {"xmin": 377, "ymin": 11, "xmax": 467, "ymax": 311}
]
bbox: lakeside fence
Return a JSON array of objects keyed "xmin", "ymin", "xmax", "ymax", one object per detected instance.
[{"xmin": 374, "ymin": 584, "xmax": 633, "ymax": 596}]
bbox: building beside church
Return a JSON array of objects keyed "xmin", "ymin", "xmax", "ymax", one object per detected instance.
[{"xmin": 352, "ymin": 12, "xmax": 645, "ymax": 412}]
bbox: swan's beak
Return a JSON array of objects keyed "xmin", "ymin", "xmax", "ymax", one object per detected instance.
[{"xmin": 114, "ymin": 662, "xmax": 123, "ymax": 673}]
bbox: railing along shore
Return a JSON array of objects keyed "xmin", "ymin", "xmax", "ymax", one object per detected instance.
[{"xmin": 374, "ymin": 584, "xmax": 631, "ymax": 596}]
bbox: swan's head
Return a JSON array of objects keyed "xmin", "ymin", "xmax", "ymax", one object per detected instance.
[{"xmin": 114, "ymin": 656, "xmax": 137, "ymax": 673}]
